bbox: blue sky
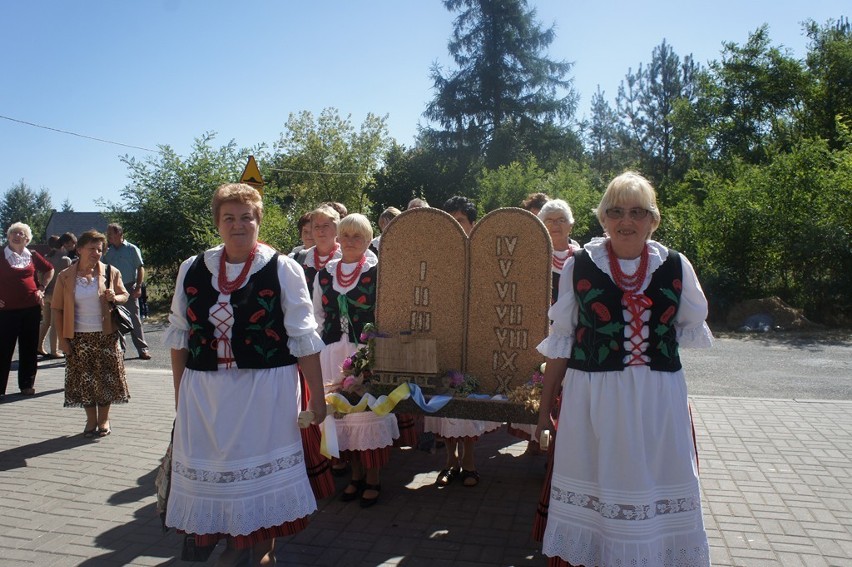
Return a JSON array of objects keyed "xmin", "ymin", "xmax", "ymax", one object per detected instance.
[{"xmin": 1, "ymin": 0, "xmax": 846, "ymax": 216}]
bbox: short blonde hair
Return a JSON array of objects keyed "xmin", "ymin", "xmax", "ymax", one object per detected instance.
[
  {"xmin": 338, "ymin": 213, "xmax": 373, "ymax": 242},
  {"xmin": 212, "ymin": 183, "xmax": 264, "ymax": 224},
  {"xmin": 7, "ymin": 222, "xmax": 32, "ymax": 242},
  {"xmin": 311, "ymin": 204, "xmax": 341, "ymax": 226},
  {"xmin": 595, "ymin": 171, "xmax": 661, "ymax": 232}
]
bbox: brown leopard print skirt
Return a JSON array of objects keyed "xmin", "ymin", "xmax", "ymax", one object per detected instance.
[{"xmin": 64, "ymin": 331, "xmax": 130, "ymax": 407}]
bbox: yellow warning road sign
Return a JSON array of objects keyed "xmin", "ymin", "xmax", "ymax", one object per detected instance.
[{"xmin": 240, "ymin": 156, "xmax": 264, "ymax": 194}]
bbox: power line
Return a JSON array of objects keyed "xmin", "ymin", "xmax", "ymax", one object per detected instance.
[
  {"xmin": 1, "ymin": 113, "xmax": 367, "ymax": 177},
  {"xmin": 267, "ymin": 166, "xmax": 362, "ymax": 177},
  {"xmin": 0, "ymin": 114, "xmax": 158, "ymax": 153}
]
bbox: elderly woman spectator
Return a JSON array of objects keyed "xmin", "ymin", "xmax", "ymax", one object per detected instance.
[
  {"xmin": 535, "ymin": 171, "xmax": 712, "ymax": 566},
  {"xmin": 0, "ymin": 222, "xmax": 54, "ymax": 399},
  {"xmin": 38, "ymin": 235, "xmax": 73, "ymax": 358},
  {"xmin": 313, "ymin": 213, "xmax": 398, "ymax": 507},
  {"xmin": 52, "ymin": 230, "xmax": 130, "ymax": 436},
  {"xmin": 165, "ymin": 183, "xmax": 327, "ymax": 565}
]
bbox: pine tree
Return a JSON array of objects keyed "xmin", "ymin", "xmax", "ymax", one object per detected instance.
[{"xmin": 424, "ymin": 0, "xmax": 578, "ymax": 169}]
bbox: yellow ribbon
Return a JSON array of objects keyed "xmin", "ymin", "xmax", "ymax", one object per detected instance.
[
  {"xmin": 319, "ymin": 383, "xmax": 412, "ymax": 458},
  {"xmin": 325, "ymin": 382, "xmax": 411, "ymax": 417}
]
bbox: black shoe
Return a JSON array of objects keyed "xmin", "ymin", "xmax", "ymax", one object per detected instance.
[
  {"xmin": 340, "ymin": 479, "xmax": 366, "ymax": 502},
  {"xmin": 360, "ymin": 484, "xmax": 381, "ymax": 508}
]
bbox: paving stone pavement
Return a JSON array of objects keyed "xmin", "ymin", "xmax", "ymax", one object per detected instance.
[{"xmin": 1, "ymin": 358, "xmax": 850, "ymax": 566}]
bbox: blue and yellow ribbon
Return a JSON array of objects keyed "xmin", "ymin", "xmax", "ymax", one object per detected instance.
[{"xmin": 317, "ymin": 383, "xmax": 509, "ymax": 458}]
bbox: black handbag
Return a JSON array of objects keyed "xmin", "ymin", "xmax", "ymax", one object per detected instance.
[{"xmin": 105, "ymin": 265, "xmax": 134, "ymax": 335}]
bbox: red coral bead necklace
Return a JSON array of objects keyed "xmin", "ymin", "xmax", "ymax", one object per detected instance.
[
  {"xmin": 552, "ymin": 248, "xmax": 574, "ymax": 271},
  {"xmin": 314, "ymin": 243, "xmax": 340, "ymax": 270},
  {"xmin": 607, "ymin": 240, "xmax": 649, "ymax": 293},
  {"xmin": 218, "ymin": 244, "xmax": 257, "ymax": 295},
  {"xmin": 336, "ymin": 254, "xmax": 367, "ymax": 287}
]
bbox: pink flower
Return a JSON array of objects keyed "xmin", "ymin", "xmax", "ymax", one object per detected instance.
[
  {"xmin": 448, "ymin": 370, "xmax": 465, "ymax": 388},
  {"xmin": 342, "ymin": 357, "xmax": 354, "ymax": 371}
]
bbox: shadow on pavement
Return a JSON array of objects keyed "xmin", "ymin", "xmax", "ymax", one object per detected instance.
[
  {"xmin": 0, "ymin": 432, "xmax": 96, "ymax": 471},
  {"xmin": 78, "ymin": 468, "xmax": 187, "ymax": 566}
]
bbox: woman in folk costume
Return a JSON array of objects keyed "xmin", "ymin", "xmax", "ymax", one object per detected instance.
[
  {"xmin": 165, "ymin": 183, "xmax": 327, "ymax": 566},
  {"xmin": 295, "ymin": 204, "xmax": 342, "ymax": 289},
  {"xmin": 527, "ymin": 199, "xmax": 583, "ymax": 538},
  {"xmin": 292, "ymin": 203, "xmax": 349, "ymax": 494},
  {"xmin": 535, "ymin": 172, "xmax": 712, "ymax": 567},
  {"xmin": 509, "ymin": 199, "xmax": 581, "ymax": 450},
  {"xmin": 313, "ymin": 213, "xmax": 399, "ymax": 508}
]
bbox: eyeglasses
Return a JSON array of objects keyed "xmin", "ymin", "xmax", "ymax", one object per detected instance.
[
  {"xmin": 543, "ymin": 217, "xmax": 570, "ymax": 226},
  {"xmin": 605, "ymin": 207, "xmax": 651, "ymax": 220}
]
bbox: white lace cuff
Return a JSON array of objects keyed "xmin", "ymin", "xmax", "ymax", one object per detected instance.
[
  {"xmin": 537, "ymin": 332, "xmax": 573, "ymax": 359},
  {"xmin": 677, "ymin": 321, "xmax": 714, "ymax": 349},
  {"xmin": 288, "ymin": 331, "xmax": 325, "ymax": 358},
  {"xmin": 163, "ymin": 325, "xmax": 190, "ymax": 351}
]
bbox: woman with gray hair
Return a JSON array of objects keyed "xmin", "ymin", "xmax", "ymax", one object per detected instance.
[
  {"xmin": 0, "ymin": 222, "xmax": 54, "ymax": 400},
  {"xmin": 538, "ymin": 199, "xmax": 581, "ymax": 305}
]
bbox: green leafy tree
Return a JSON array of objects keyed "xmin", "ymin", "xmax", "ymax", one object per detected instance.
[
  {"xmin": 537, "ymin": 159, "xmax": 603, "ymax": 243},
  {"xmin": 424, "ymin": 0, "xmax": 578, "ymax": 168},
  {"xmin": 393, "ymin": 128, "xmax": 484, "ymax": 209},
  {"xmin": 102, "ymin": 132, "xmax": 265, "ymax": 286},
  {"xmin": 367, "ymin": 142, "xmax": 427, "ymax": 217},
  {"xmin": 265, "ymin": 109, "xmax": 391, "ymax": 219},
  {"xmin": 803, "ymin": 17, "xmax": 852, "ymax": 148},
  {"xmin": 0, "ymin": 179, "xmax": 53, "ymax": 242},
  {"xmin": 695, "ymin": 136, "xmax": 852, "ymax": 322},
  {"xmin": 687, "ymin": 26, "xmax": 807, "ymax": 168},
  {"xmin": 476, "ymin": 158, "xmax": 547, "ymax": 213}
]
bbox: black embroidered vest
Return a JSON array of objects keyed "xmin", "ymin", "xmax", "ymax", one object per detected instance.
[
  {"xmin": 566, "ymin": 248, "xmax": 683, "ymax": 373},
  {"xmin": 292, "ymin": 250, "xmax": 317, "ymax": 299},
  {"xmin": 318, "ymin": 264, "xmax": 377, "ymax": 344},
  {"xmin": 551, "ymin": 271, "xmax": 561, "ymax": 305},
  {"xmin": 183, "ymin": 252, "xmax": 297, "ymax": 370}
]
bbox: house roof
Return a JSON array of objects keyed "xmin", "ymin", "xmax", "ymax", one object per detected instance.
[{"xmin": 44, "ymin": 212, "xmax": 110, "ymax": 240}]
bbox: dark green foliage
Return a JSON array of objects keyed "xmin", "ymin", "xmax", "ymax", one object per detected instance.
[
  {"xmin": 0, "ymin": 180, "xmax": 54, "ymax": 242},
  {"xmin": 425, "ymin": 0, "xmax": 578, "ymax": 169}
]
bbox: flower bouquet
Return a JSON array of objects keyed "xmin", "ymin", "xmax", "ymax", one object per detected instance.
[
  {"xmin": 442, "ymin": 370, "xmax": 480, "ymax": 397},
  {"xmin": 338, "ymin": 323, "xmax": 383, "ymax": 395},
  {"xmin": 507, "ymin": 363, "xmax": 546, "ymax": 413}
]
